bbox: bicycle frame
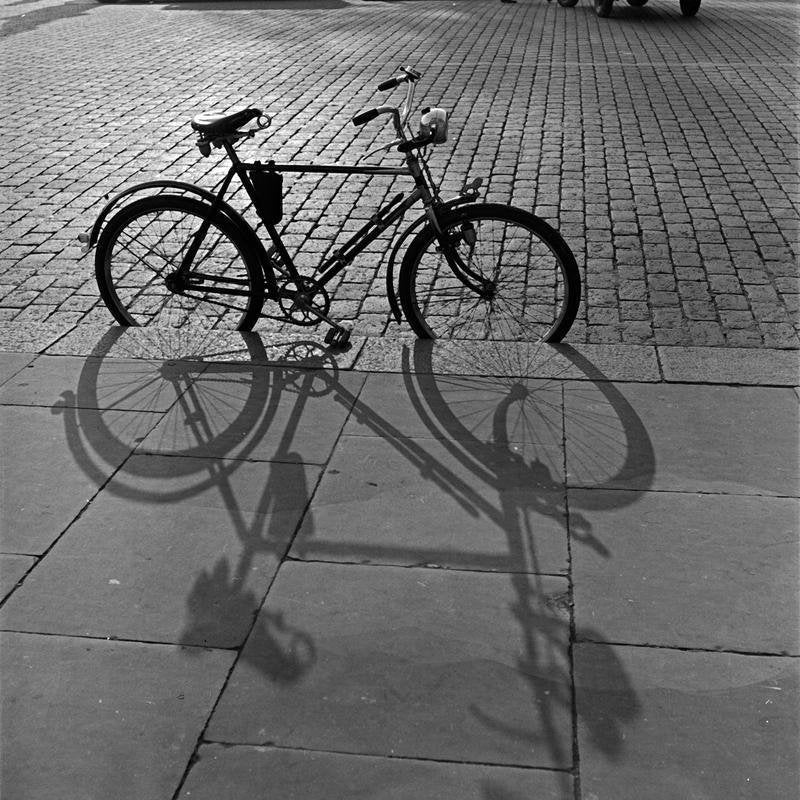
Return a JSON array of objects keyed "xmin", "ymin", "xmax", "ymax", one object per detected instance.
[{"xmin": 179, "ymin": 135, "xmax": 484, "ymax": 324}]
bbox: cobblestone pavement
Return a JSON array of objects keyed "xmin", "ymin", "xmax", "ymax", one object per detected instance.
[{"xmin": 1, "ymin": 0, "xmax": 798, "ymax": 347}]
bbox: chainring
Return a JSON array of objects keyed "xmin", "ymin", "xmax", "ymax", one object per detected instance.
[{"xmin": 277, "ymin": 276, "xmax": 331, "ymax": 326}]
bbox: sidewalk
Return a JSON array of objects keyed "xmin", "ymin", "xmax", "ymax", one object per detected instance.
[{"xmin": 1, "ymin": 324, "xmax": 797, "ymax": 799}]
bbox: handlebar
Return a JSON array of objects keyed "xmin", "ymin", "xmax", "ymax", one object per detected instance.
[
  {"xmin": 351, "ymin": 66, "xmax": 422, "ymax": 136},
  {"xmin": 377, "ymin": 76, "xmax": 402, "ymax": 92},
  {"xmin": 352, "ymin": 107, "xmax": 382, "ymax": 127}
]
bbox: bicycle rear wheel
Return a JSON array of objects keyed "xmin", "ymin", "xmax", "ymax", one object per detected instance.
[
  {"xmin": 95, "ymin": 195, "xmax": 264, "ymax": 330},
  {"xmin": 398, "ymin": 203, "xmax": 580, "ymax": 343}
]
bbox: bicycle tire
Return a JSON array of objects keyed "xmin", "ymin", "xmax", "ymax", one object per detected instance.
[
  {"xmin": 557, "ymin": 0, "xmax": 579, "ymax": 6},
  {"xmin": 679, "ymin": 0, "xmax": 700, "ymax": 16},
  {"xmin": 594, "ymin": 0, "xmax": 614, "ymax": 16},
  {"xmin": 627, "ymin": 0, "xmax": 648, "ymax": 6},
  {"xmin": 398, "ymin": 203, "xmax": 581, "ymax": 343},
  {"xmin": 95, "ymin": 194, "xmax": 265, "ymax": 330}
]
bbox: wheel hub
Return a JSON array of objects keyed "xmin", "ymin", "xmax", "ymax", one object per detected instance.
[
  {"xmin": 478, "ymin": 280, "xmax": 497, "ymax": 300},
  {"xmin": 164, "ymin": 271, "xmax": 188, "ymax": 294}
]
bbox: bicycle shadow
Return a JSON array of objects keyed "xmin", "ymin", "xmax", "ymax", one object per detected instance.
[{"xmin": 49, "ymin": 326, "xmax": 649, "ymax": 791}]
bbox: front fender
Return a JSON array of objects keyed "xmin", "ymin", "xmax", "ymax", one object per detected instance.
[
  {"xmin": 386, "ymin": 188, "xmax": 481, "ymax": 323},
  {"xmin": 385, "ymin": 210, "xmax": 430, "ymax": 323}
]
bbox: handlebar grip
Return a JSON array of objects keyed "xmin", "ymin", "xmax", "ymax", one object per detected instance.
[
  {"xmin": 352, "ymin": 108, "xmax": 381, "ymax": 127},
  {"xmin": 378, "ymin": 76, "xmax": 402, "ymax": 92}
]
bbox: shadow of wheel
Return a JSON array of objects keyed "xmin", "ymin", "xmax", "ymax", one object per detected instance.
[
  {"xmin": 402, "ymin": 339, "xmax": 655, "ymax": 512},
  {"xmin": 57, "ymin": 327, "xmax": 338, "ymax": 503}
]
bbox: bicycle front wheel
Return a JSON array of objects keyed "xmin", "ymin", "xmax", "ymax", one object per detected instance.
[
  {"xmin": 95, "ymin": 195, "xmax": 265, "ymax": 330},
  {"xmin": 398, "ymin": 203, "xmax": 580, "ymax": 343}
]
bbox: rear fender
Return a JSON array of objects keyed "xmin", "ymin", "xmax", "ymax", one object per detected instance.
[
  {"xmin": 79, "ymin": 179, "xmax": 275, "ymax": 293},
  {"xmin": 81, "ymin": 181, "xmax": 215, "ymax": 251}
]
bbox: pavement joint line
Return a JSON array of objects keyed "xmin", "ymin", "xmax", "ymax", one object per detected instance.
[
  {"xmin": 561, "ymin": 380, "xmax": 582, "ymax": 800},
  {"xmin": 130, "ymin": 451, "xmax": 329, "ymax": 467},
  {"xmin": 196, "ymin": 738, "xmax": 577, "ymax": 773},
  {"xmin": 565, "ymin": 486, "xmax": 800, "ymax": 500},
  {"xmin": 0, "ymin": 628, "xmax": 237, "ymax": 652},
  {"xmin": 170, "ymin": 650, "xmax": 246, "ymax": 800},
  {"xmin": 283, "ymin": 555, "xmax": 569, "ymax": 579},
  {"xmin": 574, "ymin": 638, "xmax": 800, "ymax": 659}
]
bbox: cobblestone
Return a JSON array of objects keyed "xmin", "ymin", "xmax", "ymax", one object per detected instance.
[{"xmin": 0, "ymin": 0, "xmax": 797, "ymax": 348}]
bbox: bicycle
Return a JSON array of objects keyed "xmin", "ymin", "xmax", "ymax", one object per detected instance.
[{"xmin": 80, "ymin": 67, "xmax": 581, "ymax": 349}]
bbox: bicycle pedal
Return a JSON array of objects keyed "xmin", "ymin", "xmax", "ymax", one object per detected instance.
[{"xmin": 324, "ymin": 326, "xmax": 352, "ymax": 349}]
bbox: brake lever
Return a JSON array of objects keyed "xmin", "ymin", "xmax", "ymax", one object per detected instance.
[{"xmin": 400, "ymin": 66, "xmax": 422, "ymax": 81}]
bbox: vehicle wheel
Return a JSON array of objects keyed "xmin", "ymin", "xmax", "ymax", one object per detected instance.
[
  {"xmin": 679, "ymin": 0, "xmax": 700, "ymax": 15},
  {"xmin": 627, "ymin": 0, "xmax": 648, "ymax": 6},
  {"xmin": 96, "ymin": 194, "xmax": 265, "ymax": 330},
  {"xmin": 557, "ymin": 0, "xmax": 579, "ymax": 7},
  {"xmin": 594, "ymin": 0, "xmax": 614, "ymax": 16},
  {"xmin": 398, "ymin": 203, "xmax": 581, "ymax": 343}
]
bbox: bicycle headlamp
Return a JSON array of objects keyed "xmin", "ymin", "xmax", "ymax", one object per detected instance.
[{"xmin": 419, "ymin": 107, "xmax": 448, "ymax": 144}]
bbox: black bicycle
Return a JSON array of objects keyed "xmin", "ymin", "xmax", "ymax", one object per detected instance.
[{"xmin": 81, "ymin": 67, "xmax": 581, "ymax": 348}]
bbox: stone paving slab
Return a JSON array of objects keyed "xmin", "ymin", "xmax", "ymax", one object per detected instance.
[
  {"xmin": 290, "ymin": 433, "xmax": 569, "ymax": 573},
  {"xmin": 570, "ymin": 490, "xmax": 800, "ymax": 654},
  {"xmin": 179, "ymin": 743, "xmax": 574, "ymax": 800},
  {"xmin": 207, "ymin": 561, "xmax": 574, "ymax": 769},
  {"xmin": 0, "ymin": 352, "xmax": 35, "ymax": 384},
  {"xmin": 574, "ymin": 643, "xmax": 800, "ymax": 800},
  {"xmin": 0, "ymin": 554, "xmax": 35, "ymax": 602},
  {"xmin": 0, "ymin": 631, "xmax": 235, "ymax": 800},
  {"xmin": 0, "ymin": 404, "xmax": 150, "ymax": 553},
  {"xmin": 563, "ymin": 381, "xmax": 800, "ymax": 496},
  {"xmin": 0, "ymin": 321, "xmax": 74, "ymax": 354},
  {"xmin": 658, "ymin": 345, "xmax": 800, "ymax": 387},
  {"xmin": 0, "ymin": 455, "xmax": 320, "ymax": 647}
]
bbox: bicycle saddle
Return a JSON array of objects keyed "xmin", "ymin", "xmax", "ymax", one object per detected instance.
[{"xmin": 191, "ymin": 108, "xmax": 263, "ymax": 138}]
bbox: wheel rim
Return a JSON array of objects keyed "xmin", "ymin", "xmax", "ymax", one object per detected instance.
[
  {"xmin": 102, "ymin": 204, "xmax": 260, "ymax": 330},
  {"xmin": 408, "ymin": 214, "xmax": 573, "ymax": 342}
]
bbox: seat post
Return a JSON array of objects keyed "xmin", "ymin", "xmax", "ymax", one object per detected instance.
[{"xmin": 222, "ymin": 139, "xmax": 243, "ymax": 167}]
